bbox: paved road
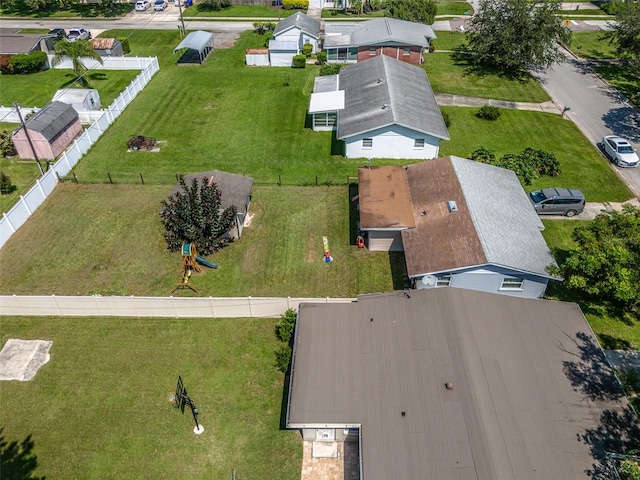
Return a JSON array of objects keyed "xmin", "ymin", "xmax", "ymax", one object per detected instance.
[{"xmin": 530, "ymin": 51, "xmax": 640, "ymax": 198}]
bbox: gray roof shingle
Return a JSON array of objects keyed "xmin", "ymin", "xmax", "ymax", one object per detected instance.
[
  {"xmin": 324, "ymin": 18, "xmax": 436, "ymax": 48},
  {"xmin": 337, "ymin": 55, "xmax": 449, "ymax": 140},
  {"xmin": 274, "ymin": 12, "xmax": 320, "ymax": 38},
  {"xmin": 24, "ymin": 101, "xmax": 79, "ymax": 142}
]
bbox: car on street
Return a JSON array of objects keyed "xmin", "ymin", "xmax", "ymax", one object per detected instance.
[
  {"xmin": 67, "ymin": 28, "xmax": 91, "ymax": 41},
  {"xmin": 154, "ymin": 0, "xmax": 168, "ymax": 10},
  {"xmin": 48, "ymin": 28, "xmax": 67, "ymax": 39},
  {"xmin": 529, "ymin": 188, "xmax": 585, "ymax": 217},
  {"xmin": 135, "ymin": 0, "xmax": 151, "ymax": 10},
  {"xmin": 601, "ymin": 135, "xmax": 639, "ymax": 168}
]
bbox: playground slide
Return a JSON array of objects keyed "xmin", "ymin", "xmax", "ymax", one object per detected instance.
[{"xmin": 195, "ymin": 255, "xmax": 218, "ymax": 269}]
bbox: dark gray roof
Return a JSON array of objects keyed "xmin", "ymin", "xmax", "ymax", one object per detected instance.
[
  {"xmin": 274, "ymin": 12, "xmax": 320, "ymax": 38},
  {"xmin": 171, "ymin": 170, "xmax": 253, "ymax": 214},
  {"xmin": 0, "ymin": 33, "xmax": 53, "ymax": 55},
  {"xmin": 337, "ymin": 55, "xmax": 449, "ymax": 140},
  {"xmin": 173, "ymin": 30, "xmax": 213, "ymax": 54},
  {"xmin": 24, "ymin": 101, "xmax": 79, "ymax": 142},
  {"xmin": 288, "ymin": 288, "xmax": 639, "ymax": 480},
  {"xmin": 323, "ymin": 18, "xmax": 436, "ymax": 49}
]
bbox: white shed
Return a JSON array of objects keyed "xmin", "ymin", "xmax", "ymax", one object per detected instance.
[
  {"xmin": 245, "ymin": 48, "xmax": 269, "ymax": 66},
  {"xmin": 52, "ymin": 89, "xmax": 101, "ymax": 111},
  {"xmin": 268, "ymin": 40, "xmax": 298, "ymax": 67}
]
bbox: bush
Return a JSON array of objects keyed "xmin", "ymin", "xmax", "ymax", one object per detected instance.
[
  {"xmin": 441, "ymin": 110, "xmax": 451, "ymax": 128},
  {"xmin": 316, "ymin": 51, "xmax": 327, "ymax": 64},
  {"xmin": 0, "ymin": 130, "xmax": 17, "ymax": 158},
  {"xmin": 469, "ymin": 147, "xmax": 560, "ymax": 185},
  {"xmin": 199, "ymin": 0, "xmax": 230, "ymax": 10},
  {"xmin": 599, "ymin": 1, "xmax": 618, "ymax": 15},
  {"xmin": 302, "ymin": 43, "xmax": 313, "ymax": 58},
  {"xmin": 275, "ymin": 345, "xmax": 292, "ymax": 373},
  {"xmin": 9, "ymin": 51, "xmax": 47, "ymax": 74},
  {"xmin": 292, "ymin": 54, "xmax": 306, "ymax": 68},
  {"xmin": 118, "ymin": 38, "xmax": 130, "ymax": 55},
  {"xmin": 0, "ymin": 171, "xmax": 15, "ymax": 195},
  {"xmin": 319, "ymin": 63, "xmax": 344, "ymax": 76},
  {"xmin": 282, "ymin": 0, "xmax": 308, "ymax": 8},
  {"xmin": 275, "ymin": 309, "xmax": 297, "ymax": 344},
  {"xmin": 476, "ymin": 105, "xmax": 501, "ymax": 121},
  {"xmin": 0, "ymin": 55, "xmax": 13, "ymax": 74}
]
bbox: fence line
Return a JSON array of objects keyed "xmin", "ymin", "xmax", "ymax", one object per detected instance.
[
  {"xmin": 0, "ymin": 106, "xmax": 105, "ymax": 125},
  {"xmin": 0, "ymin": 57, "xmax": 159, "ymax": 250},
  {"xmin": 0, "ymin": 295, "xmax": 356, "ymax": 318}
]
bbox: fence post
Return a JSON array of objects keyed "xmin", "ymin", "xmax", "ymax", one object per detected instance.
[
  {"xmin": 108, "ymin": 173, "xmax": 113, "ymax": 184},
  {"xmin": 140, "ymin": 173, "xmax": 144, "ymax": 185}
]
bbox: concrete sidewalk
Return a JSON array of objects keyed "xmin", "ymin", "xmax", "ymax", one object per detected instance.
[{"xmin": 435, "ymin": 92, "xmax": 562, "ymax": 114}]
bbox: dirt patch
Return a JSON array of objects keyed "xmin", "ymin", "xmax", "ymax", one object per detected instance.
[{"xmin": 305, "ymin": 235, "xmax": 316, "ymax": 263}]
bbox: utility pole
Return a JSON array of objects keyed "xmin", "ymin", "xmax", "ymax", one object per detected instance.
[
  {"xmin": 177, "ymin": 0, "xmax": 186, "ymax": 36},
  {"xmin": 14, "ymin": 102, "xmax": 44, "ymax": 176}
]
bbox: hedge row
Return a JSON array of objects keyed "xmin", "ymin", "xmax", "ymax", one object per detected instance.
[
  {"xmin": 282, "ymin": 0, "xmax": 308, "ymax": 9},
  {"xmin": 0, "ymin": 51, "xmax": 48, "ymax": 75}
]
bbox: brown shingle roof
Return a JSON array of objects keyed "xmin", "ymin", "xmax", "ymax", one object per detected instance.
[
  {"xmin": 402, "ymin": 157, "xmax": 486, "ymax": 275},
  {"xmin": 358, "ymin": 166, "xmax": 415, "ymax": 230}
]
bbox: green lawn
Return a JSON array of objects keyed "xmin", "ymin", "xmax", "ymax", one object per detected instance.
[
  {"xmin": 594, "ymin": 63, "xmax": 640, "ymax": 107},
  {"xmin": 439, "ymin": 107, "xmax": 632, "ymax": 202},
  {"xmin": 0, "ymin": 316, "xmax": 301, "ymax": 479},
  {"xmin": 541, "ymin": 219, "xmax": 640, "ymax": 350},
  {"xmin": 0, "ymin": 184, "xmax": 398, "ymax": 297},
  {"xmin": 570, "ymin": 31, "xmax": 617, "ymax": 59},
  {"xmin": 436, "ymin": 1, "xmax": 473, "ymax": 15},
  {"xmin": 424, "ymin": 48, "xmax": 551, "ymax": 103},
  {"xmin": 0, "ymin": 69, "xmax": 141, "ymax": 109},
  {"xmin": 431, "ymin": 31, "xmax": 468, "ymax": 51},
  {"xmin": 185, "ymin": 4, "xmax": 297, "ymax": 17},
  {"xmin": 0, "ymin": 2, "xmax": 130, "ymax": 17},
  {"xmin": 0, "ymin": 154, "xmax": 42, "ymax": 213}
]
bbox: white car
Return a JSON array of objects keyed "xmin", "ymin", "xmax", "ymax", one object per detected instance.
[
  {"xmin": 67, "ymin": 28, "xmax": 91, "ymax": 41},
  {"xmin": 135, "ymin": 0, "xmax": 151, "ymax": 10},
  {"xmin": 602, "ymin": 135, "xmax": 639, "ymax": 168},
  {"xmin": 154, "ymin": 0, "xmax": 168, "ymax": 10}
]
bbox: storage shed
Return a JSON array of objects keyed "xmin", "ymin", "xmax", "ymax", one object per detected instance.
[
  {"xmin": 52, "ymin": 89, "xmax": 101, "ymax": 111},
  {"xmin": 245, "ymin": 48, "xmax": 269, "ymax": 66},
  {"xmin": 91, "ymin": 37, "xmax": 125, "ymax": 57},
  {"xmin": 12, "ymin": 101, "xmax": 83, "ymax": 160},
  {"xmin": 268, "ymin": 40, "xmax": 298, "ymax": 67},
  {"xmin": 173, "ymin": 30, "xmax": 214, "ymax": 65}
]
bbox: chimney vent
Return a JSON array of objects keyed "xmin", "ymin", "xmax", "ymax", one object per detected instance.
[{"xmin": 447, "ymin": 201, "xmax": 458, "ymax": 213}]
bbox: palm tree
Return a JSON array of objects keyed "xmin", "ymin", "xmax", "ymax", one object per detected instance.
[{"xmin": 52, "ymin": 39, "xmax": 103, "ymax": 86}]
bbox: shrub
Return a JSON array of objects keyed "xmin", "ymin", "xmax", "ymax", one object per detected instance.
[
  {"xmin": 282, "ymin": 0, "xmax": 308, "ymax": 8},
  {"xmin": 275, "ymin": 309, "xmax": 297, "ymax": 344},
  {"xmin": 118, "ymin": 38, "xmax": 131, "ymax": 55},
  {"xmin": 470, "ymin": 147, "xmax": 496, "ymax": 164},
  {"xmin": 263, "ymin": 31, "xmax": 274, "ymax": 48},
  {"xmin": 9, "ymin": 51, "xmax": 47, "ymax": 74},
  {"xmin": 302, "ymin": 43, "xmax": 313, "ymax": 58},
  {"xmin": 0, "ymin": 130, "xmax": 17, "ymax": 158},
  {"xmin": 199, "ymin": 0, "xmax": 230, "ymax": 10},
  {"xmin": 316, "ymin": 51, "xmax": 327, "ymax": 64},
  {"xmin": 441, "ymin": 110, "xmax": 451, "ymax": 128},
  {"xmin": 275, "ymin": 345, "xmax": 292, "ymax": 373},
  {"xmin": 319, "ymin": 63, "xmax": 343, "ymax": 75},
  {"xmin": 0, "ymin": 55, "xmax": 13, "ymax": 74},
  {"xmin": 476, "ymin": 105, "xmax": 501, "ymax": 120},
  {"xmin": 469, "ymin": 147, "xmax": 560, "ymax": 185},
  {"xmin": 599, "ymin": 1, "xmax": 618, "ymax": 15},
  {"xmin": 0, "ymin": 171, "xmax": 15, "ymax": 195},
  {"xmin": 292, "ymin": 54, "xmax": 306, "ymax": 68}
]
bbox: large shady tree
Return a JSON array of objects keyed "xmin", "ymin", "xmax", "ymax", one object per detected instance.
[
  {"xmin": 52, "ymin": 39, "xmax": 103, "ymax": 86},
  {"xmin": 466, "ymin": 0, "xmax": 571, "ymax": 74},
  {"xmin": 602, "ymin": 0, "xmax": 640, "ymax": 75}
]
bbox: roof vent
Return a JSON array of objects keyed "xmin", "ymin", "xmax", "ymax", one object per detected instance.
[
  {"xmin": 447, "ymin": 200, "xmax": 458, "ymax": 213},
  {"xmin": 445, "ymin": 382, "xmax": 454, "ymax": 390},
  {"xmin": 377, "ymin": 77, "xmax": 383, "ymax": 83},
  {"xmin": 382, "ymin": 103, "xmax": 389, "ymax": 109}
]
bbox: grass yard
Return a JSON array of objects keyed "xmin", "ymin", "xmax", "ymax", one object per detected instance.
[
  {"xmin": 186, "ymin": 4, "xmax": 296, "ymax": 17},
  {"xmin": 0, "ymin": 316, "xmax": 301, "ymax": 479},
  {"xmin": 424, "ymin": 46, "xmax": 551, "ymax": 103},
  {"xmin": 541, "ymin": 219, "xmax": 640, "ymax": 350},
  {"xmin": 570, "ymin": 31, "xmax": 617, "ymax": 59},
  {"xmin": 593, "ymin": 63, "xmax": 640, "ymax": 107},
  {"xmin": 0, "ymin": 183, "xmax": 399, "ymax": 297},
  {"xmin": 0, "ymin": 69, "xmax": 141, "ymax": 109},
  {"xmin": 436, "ymin": 1, "xmax": 473, "ymax": 16},
  {"xmin": 431, "ymin": 30, "xmax": 468, "ymax": 51},
  {"xmin": 439, "ymin": 107, "xmax": 632, "ymax": 202},
  {"xmin": 0, "ymin": 155, "xmax": 42, "ymax": 213}
]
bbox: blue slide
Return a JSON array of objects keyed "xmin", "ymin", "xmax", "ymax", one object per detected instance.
[{"xmin": 195, "ymin": 255, "xmax": 218, "ymax": 269}]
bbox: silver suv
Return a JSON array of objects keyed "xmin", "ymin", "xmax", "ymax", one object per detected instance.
[{"xmin": 529, "ymin": 188, "xmax": 585, "ymax": 217}]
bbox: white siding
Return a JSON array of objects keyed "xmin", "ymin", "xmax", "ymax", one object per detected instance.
[
  {"xmin": 343, "ymin": 125, "xmax": 441, "ymax": 159},
  {"xmin": 246, "ymin": 52, "xmax": 269, "ymax": 66},
  {"xmin": 301, "ymin": 33, "xmax": 319, "ymax": 53},
  {"xmin": 274, "ymin": 27, "xmax": 302, "ymax": 45},
  {"xmin": 366, "ymin": 230, "xmax": 404, "ymax": 252},
  {"xmin": 269, "ymin": 51, "xmax": 296, "ymax": 66}
]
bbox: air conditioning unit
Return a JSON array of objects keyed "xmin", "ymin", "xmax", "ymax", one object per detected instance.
[{"xmin": 447, "ymin": 200, "xmax": 458, "ymax": 213}]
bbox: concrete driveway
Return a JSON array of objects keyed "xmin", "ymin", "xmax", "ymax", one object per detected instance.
[{"xmin": 541, "ymin": 197, "xmax": 640, "ymax": 220}]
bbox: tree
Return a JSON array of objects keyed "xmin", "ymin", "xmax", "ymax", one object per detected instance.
[
  {"xmin": 51, "ymin": 39, "xmax": 103, "ymax": 86},
  {"xmin": 469, "ymin": 146, "xmax": 560, "ymax": 185},
  {"xmin": 385, "ymin": 0, "xmax": 437, "ymax": 25},
  {"xmin": 550, "ymin": 204, "xmax": 640, "ymax": 316},
  {"xmin": 602, "ymin": 1, "xmax": 640, "ymax": 74},
  {"xmin": 160, "ymin": 176, "xmax": 237, "ymax": 256},
  {"xmin": 466, "ymin": 0, "xmax": 571, "ymax": 73}
]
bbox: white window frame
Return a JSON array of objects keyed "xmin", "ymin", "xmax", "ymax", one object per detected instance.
[
  {"xmin": 436, "ymin": 274, "xmax": 451, "ymax": 287},
  {"xmin": 500, "ymin": 277, "xmax": 524, "ymax": 290},
  {"xmin": 362, "ymin": 138, "xmax": 373, "ymax": 149},
  {"xmin": 403, "ymin": 47, "xmax": 411, "ymax": 56},
  {"xmin": 414, "ymin": 138, "xmax": 425, "ymax": 149},
  {"xmin": 369, "ymin": 47, "xmax": 377, "ymax": 56}
]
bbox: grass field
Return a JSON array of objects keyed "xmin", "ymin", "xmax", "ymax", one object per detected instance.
[
  {"xmin": 186, "ymin": 4, "xmax": 297, "ymax": 17},
  {"xmin": 570, "ymin": 31, "xmax": 617, "ymax": 59},
  {"xmin": 0, "ymin": 184, "xmax": 398, "ymax": 297},
  {"xmin": 0, "ymin": 316, "xmax": 301, "ymax": 479}
]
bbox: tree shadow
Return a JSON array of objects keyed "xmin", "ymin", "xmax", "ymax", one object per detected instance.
[
  {"xmin": 389, "ymin": 252, "xmax": 409, "ymax": 290},
  {"xmin": 602, "ymin": 105, "xmax": 640, "ymax": 143},
  {"xmin": 348, "ymin": 183, "xmax": 359, "ymax": 245},
  {"xmin": 0, "ymin": 427, "xmax": 46, "ymax": 480},
  {"xmin": 450, "ymin": 49, "xmax": 531, "ymax": 81},
  {"xmin": 597, "ymin": 334, "xmax": 632, "ymax": 351},
  {"xmin": 330, "ymin": 130, "xmax": 344, "ymax": 156}
]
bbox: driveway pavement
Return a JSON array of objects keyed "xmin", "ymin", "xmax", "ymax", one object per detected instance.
[{"xmin": 540, "ymin": 197, "xmax": 639, "ymax": 220}]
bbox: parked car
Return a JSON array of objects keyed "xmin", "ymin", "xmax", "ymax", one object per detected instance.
[
  {"xmin": 154, "ymin": 0, "xmax": 168, "ymax": 10},
  {"xmin": 174, "ymin": 0, "xmax": 185, "ymax": 6},
  {"xmin": 529, "ymin": 188, "xmax": 585, "ymax": 217},
  {"xmin": 67, "ymin": 28, "xmax": 91, "ymax": 41},
  {"xmin": 48, "ymin": 28, "xmax": 67, "ymax": 39},
  {"xmin": 135, "ymin": 0, "xmax": 151, "ymax": 10},
  {"xmin": 601, "ymin": 135, "xmax": 639, "ymax": 168}
]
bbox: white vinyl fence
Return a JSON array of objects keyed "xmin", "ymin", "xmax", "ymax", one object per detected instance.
[
  {"xmin": 0, "ymin": 57, "xmax": 159, "ymax": 250},
  {"xmin": 0, "ymin": 295, "xmax": 356, "ymax": 318}
]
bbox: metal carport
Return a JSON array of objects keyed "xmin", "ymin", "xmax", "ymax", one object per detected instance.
[{"xmin": 173, "ymin": 30, "xmax": 214, "ymax": 64}]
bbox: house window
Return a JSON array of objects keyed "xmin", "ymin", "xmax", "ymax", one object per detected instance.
[
  {"xmin": 369, "ymin": 47, "xmax": 376, "ymax": 56},
  {"xmin": 403, "ymin": 47, "xmax": 411, "ymax": 56},
  {"xmin": 414, "ymin": 138, "xmax": 425, "ymax": 149},
  {"xmin": 313, "ymin": 112, "xmax": 337, "ymax": 128},
  {"xmin": 500, "ymin": 277, "xmax": 524, "ymax": 290},
  {"xmin": 362, "ymin": 138, "xmax": 373, "ymax": 149},
  {"xmin": 436, "ymin": 275, "xmax": 451, "ymax": 287},
  {"xmin": 327, "ymin": 112, "xmax": 337, "ymax": 126}
]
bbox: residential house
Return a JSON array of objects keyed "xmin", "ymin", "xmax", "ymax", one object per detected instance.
[
  {"xmin": 323, "ymin": 17, "xmax": 436, "ymax": 64},
  {"xmin": 0, "ymin": 28, "xmax": 58, "ymax": 56},
  {"xmin": 91, "ymin": 37, "xmax": 125, "ymax": 57},
  {"xmin": 170, "ymin": 170, "xmax": 254, "ymax": 239},
  {"xmin": 309, "ymin": 55, "xmax": 448, "ymax": 159},
  {"xmin": 12, "ymin": 101, "xmax": 83, "ymax": 160},
  {"xmin": 358, "ymin": 157, "xmax": 558, "ymax": 298},
  {"xmin": 273, "ymin": 12, "xmax": 321, "ymax": 54},
  {"xmin": 287, "ymin": 287, "xmax": 640, "ymax": 480}
]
